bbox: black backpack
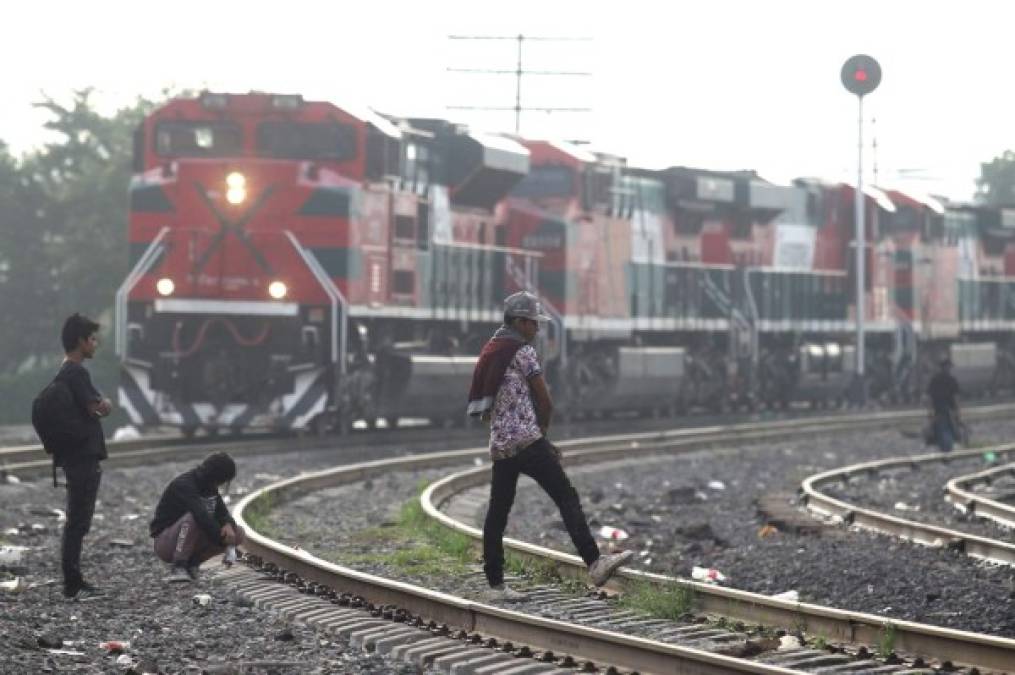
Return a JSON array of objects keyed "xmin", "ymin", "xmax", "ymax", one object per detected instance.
[{"xmin": 31, "ymin": 377, "xmax": 88, "ymax": 485}]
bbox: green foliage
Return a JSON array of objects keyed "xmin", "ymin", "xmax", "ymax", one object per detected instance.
[
  {"xmin": 0, "ymin": 89, "xmax": 172, "ymax": 425},
  {"xmin": 244, "ymin": 492, "xmax": 277, "ymax": 537},
  {"xmin": 976, "ymin": 149, "xmax": 1015, "ymax": 206},
  {"xmin": 877, "ymin": 622, "xmax": 897, "ymax": 658},
  {"xmin": 618, "ymin": 580, "xmax": 695, "ymax": 620}
]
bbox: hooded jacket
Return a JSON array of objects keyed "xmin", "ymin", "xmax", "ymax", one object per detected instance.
[{"xmin": 149, "ymin": 453, "xmax": 237, "ymax": 544}]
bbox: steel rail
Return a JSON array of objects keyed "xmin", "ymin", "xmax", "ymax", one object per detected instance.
[
  {"xmin": 426, "ymin": 443, "xmax": 1015, "ymax": 672},
  {"xmin": 232, "ymin": 411, "xmax": 1015, "ymax": 672},
  {"xmin": 232, "ymin": 445, "xmax": 805, "ymax": 674},
  {"xmin": 800, "ymin": 443, "xmax": 1015, "ymax": 567},
  {"xmin": 945, "ymin": 461, "xmax": 1015, "ymax": 529}
]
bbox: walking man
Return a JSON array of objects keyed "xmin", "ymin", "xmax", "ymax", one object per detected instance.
[
  {"xmin": 926, "ymin": 357, "xmax": 961, "ymax": 452},
  {"xmin": 467, "ymin": 291, "xmax": 632, "ymax": 601},
  {"xmin": 150, "ymin": 452, "xmax": 245, "ymax": 582},
  {"xmin": 51, "ymin": 314, "xmax": 111, "ymax": 600}
]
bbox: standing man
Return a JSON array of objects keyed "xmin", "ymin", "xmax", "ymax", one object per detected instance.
[
  {"xmin": 55, "ymin": 313, "xmax": 111, "ymax": 600},
  {"xmin": 150, "ymin": 452, "xmax": 244, "ymax": 582},
  {"xmin": 467, "ymin": 292, "xmax": 632, "ymax": 601},
  {"xmin": 926, "ymin": 357, "xmax": 961, "ymax": 452}
]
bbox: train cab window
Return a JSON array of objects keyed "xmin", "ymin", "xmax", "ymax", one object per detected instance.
[
  {"xmin": 256, "ymin": 121, "xmax": 358, "ymax": 161},
  {"xmin": 510, "ymin": 165, "xmax": 576, "ymax": 199},
  {"xmin": 155, "ymin": 121, "xmax": 243, "ymax": 157}
]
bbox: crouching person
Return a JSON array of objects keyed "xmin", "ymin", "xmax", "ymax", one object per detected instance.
[{"xmin": 150, "ymin": 452, "xmax": 245, "ymax": 582}]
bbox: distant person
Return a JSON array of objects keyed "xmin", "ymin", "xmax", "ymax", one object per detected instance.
[
  {"xmin": 32, "ymin": 314, "xmax": 112, "ymax": 600},
  {"xmin": 926, "ymin": 357, "xmax": 961, "ymax": 452},
  {"xmin": 150, "ymin": 452, "xmax": 244, "ymax": 582},
  {"xmin": 467, "ymin": 291, "xmax": 632, "ymax": 601}
]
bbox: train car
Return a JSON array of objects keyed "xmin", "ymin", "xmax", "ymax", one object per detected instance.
[
  {"xmin": 115, "ymin": 90, "xmax": 1015, "ymax": 435},
  {"xmin": 116, "ymin": 92, "xmax": 537, "ymax": 435}
]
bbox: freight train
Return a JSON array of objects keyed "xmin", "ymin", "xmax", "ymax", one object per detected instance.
[{"xmin": 115, "ymin": 91, "xmax": 1015, "ymax": 435}]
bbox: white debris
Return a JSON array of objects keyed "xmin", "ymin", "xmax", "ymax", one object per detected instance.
[
  {"xmin": 893, "ymin": 501, "xmax": 919, "ymax": 512},
  {"xmin": 5, "ymin": 474, "xmax": 20, "ymax": 484},
  {"xmin": 0, "ymin": 578, "xmax": 22, "ymax": 592},
  {"xmin": 112, "ymin": 425, "xmax": 141, "ymax": 441},
  {"xmin": 51, "ymin": 509, "xmax": 66, "ymax": 523},
  {"xmin": 192, "ymin": 593, "xmax": 212, "ymax": 607},
  {"xmin": 778, "ymin": 635, "xmax": 802, "ymax": 650},
  {"xmin": 772, "ymin": 590, "xmax": 800, "ymax": 602},
  {"xmin": 596, "ymin": 525, "xmax": 629, "ymax": 541},
  {"xmin": 3, "ymin": 527, "xmax": 18, "ymax": 536},
  {"xmin": 0, "ymin": 545, "xmax": 29, "ymax": 565},
  {"xmin": 707, "ymin": 480, "xmax": 726, "ymax": 491},
  {"xmin": 120, "ymin": 513, "xmax": 140, "ymax": 521},
  {"xmin": 691, "ymin": 566, "xmax": 727, "ymax": 584}
]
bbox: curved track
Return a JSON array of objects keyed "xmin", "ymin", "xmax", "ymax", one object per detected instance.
[
  {"xmin": 946, "ymin": 462, "xmax": 1015, "ymax": 530},
  {"xmin": 232, "ymin": 409, "xmax": 1015, "ymax": 674}
]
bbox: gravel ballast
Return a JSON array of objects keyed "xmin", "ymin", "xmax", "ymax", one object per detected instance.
[
  {"xmin": 267, "ymin": 418, "xmax": 1015, "ymax": 639},
  {"xmin": 0, "ymin": 443, "xmax": 426, "ymax": 675}
]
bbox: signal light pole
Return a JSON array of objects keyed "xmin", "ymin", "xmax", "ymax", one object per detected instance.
[{"xmin": 840, "ymin": 54, "xmax": 882, "ymax": 405}]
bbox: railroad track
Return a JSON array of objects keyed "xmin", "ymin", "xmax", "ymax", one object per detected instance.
[
  {"xmin": 946, "ymin": 462, "xmax": 1015, "ymax": 530},
  {"xmin": 801, "ymin": 444, "xmax": 1015, "ymax": 566},
  {"xmin": 231, "ymin": 407, "xmax": 1015, "ymax": 674}
]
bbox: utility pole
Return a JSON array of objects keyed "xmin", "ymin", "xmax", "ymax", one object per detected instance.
[
  {"xmin": 447, "ymin": 34, "xmax": 592, "ymax": 134},
  {"xmin": 840, "ymin": 54, "xmax": 882, "ymax": 405}
]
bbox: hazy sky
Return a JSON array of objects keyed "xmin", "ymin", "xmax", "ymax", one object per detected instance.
[{"xmin": 4, "ymin": 0, "xmax": 1013, "ymax": 200}]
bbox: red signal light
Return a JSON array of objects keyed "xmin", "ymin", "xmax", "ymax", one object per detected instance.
[
  {"xmin": 854, "ymin": 69, "xmax": 868, "ymax": 82},
  {"xmin": 841, "ymin": 55, "xmax": 881, "ymax": 96}
]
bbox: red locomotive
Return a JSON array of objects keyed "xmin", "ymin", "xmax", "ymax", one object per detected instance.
[{"xmin": 115, "ymin": 91, "xmax": 1015, "ymax": 435}]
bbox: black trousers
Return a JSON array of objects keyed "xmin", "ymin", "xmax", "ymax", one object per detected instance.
[
  {"xmin": 482, "ymin": 438, "xmax": 599, "ymax": 586},
  {"xmin": 61, "ymin": 458, "xmax": 102, "ymax": 589}
]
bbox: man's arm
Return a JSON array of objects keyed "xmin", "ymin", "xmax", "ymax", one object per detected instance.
[
  {"xmin": 529, "ymin": 373, "xmax": 553, "ymax": 435},
  {"xmin": 175, "ymin": 480, "xmax": 226, "ymax": 544},
  {"xmin": 66, "ymin": 368, "xmax": 111, "ymax": 418}
]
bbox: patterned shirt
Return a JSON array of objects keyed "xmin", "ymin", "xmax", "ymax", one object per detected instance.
[{"xmin": 489, "ymin": 344, "xmax": 543, "ymax": 460}]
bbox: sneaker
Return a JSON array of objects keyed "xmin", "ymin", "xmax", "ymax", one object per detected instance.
[
  {"xmin": 166, "ymin": 563, "xmax": 193, "ymax": 583},
  {"xmin": 64, "ymin": 585, "xmax": 105, "ymax": 602},
  {"xmin": 481, "ymin": 584, "xmax": 529, "ymax": 603},
  {"xmin": 588, "ymin": 550, "xmax": 634, "ymax": 586}
]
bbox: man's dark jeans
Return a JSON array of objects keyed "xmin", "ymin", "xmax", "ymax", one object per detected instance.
[
  {"xmin": 482, "ymin": 438, "xmax": 599, "ymax": 586},
  {"xmin": 61, "ymin": 458, "xmax": 102, "ymax": 590}
]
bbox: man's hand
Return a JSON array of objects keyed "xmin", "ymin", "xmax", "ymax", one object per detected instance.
[
  {"xmin": 91, "ymin": 398, "xmax": 113, "ymax": 418},
  {"xmin": 220, "ymin": 523, "xmax": 237, "ymax": 545}
]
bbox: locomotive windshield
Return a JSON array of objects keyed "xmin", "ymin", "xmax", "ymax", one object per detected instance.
[
  {"xmin": 154, "ymin": 121, "xmax": 243, "ymax": 157},
  {"xmin": 510, "ymin": 165, "xmax": 576, "ymax": 199},
  {"xmin": 256, "ymin": 121, "xmax": 357, "ymax": 161}
]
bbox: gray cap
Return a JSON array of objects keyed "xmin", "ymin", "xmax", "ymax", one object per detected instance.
[{"xmin": 504, "ymin": 291, "xmax": 551, "ymax": 322}]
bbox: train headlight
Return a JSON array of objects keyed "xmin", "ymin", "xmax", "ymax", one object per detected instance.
[
  {"xmin": 268, "ymin": 280, "xmax": 288, "ymax": 299},
  {"xmin": 226, "ymin": 172, "xmax": 247, "ymax": 204},
  {"xmin": 156, "ymin": 278, "xmax": 175, "ymax": 296}
]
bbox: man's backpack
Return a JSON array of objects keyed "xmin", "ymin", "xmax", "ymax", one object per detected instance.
[{"xmin": 31, "ymin": 377, "xmax": 88, "ymax": 485}]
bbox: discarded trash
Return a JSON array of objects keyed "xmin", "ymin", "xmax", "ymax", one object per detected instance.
[
  {"xmin": 5, "ymin": 474, "xmax": 20, "ymax": 484},
  {"xmin": 472, "ymin": 457, "xmax": 484, "ymax": 467},
  {"xmin": 0, "ymin": 545, "xmax": 29, "ymax": 565},
  {"xmin": 192, "ymin": 593, "xmax": 212, "ymax": 607},
  {"xmin": 757, "ymin": 524, "xmax": 779, "ymax": 538},
  {"xmin": 51, "ymin": 508, "xmax": 66, "ymax": 522},
  {"xmin": 690, "ymin": 566, "xmax": 727, "ymax": 584},
  {"xmin": 99, "ymin": 640, "xmax": 130, "ymax": 653},
  {"xmin": 108, "ymin": 539, "xmax": 134, "ymax": 548},
  {"xmin": 112, "ymin": 425, "xmax": 141, "ymax": 442},
  {"xmin": 984, "ymin": 451, "xmax": 998, "ymax": 463},
  {"xmin": 115, "ymin": 653, "xmax": 134, "ymax": 667},
  {"xmin": 707, "ymin": 480, "xmax": 726, "ymax": 491},
  {"xmin": 597, "ymin": 525, "xmax": 629, "ymax": 541},
  {"xmin": 0, "ymin": 577, "xmax": 22, "ymax": 592},
  {"xmin": 772, "ymin": 590, "xmax": 799, "ymax": 602},
  {"xmin": 893, "ymin": 502, "xmax": 918, "ymax": 512},
  {"xmin": 3, "ymin": 527, "xmax": 18, "ymax": 537},
  {"xmin": 778, "ymin": 635, "xmax": 802, "ymax": 650},
  {"xmin": 30, "ymin": 523, "xmax": 47, "ymax": 533},
  {"xmin": 222, "ymin": 545, "xmax": 238, "ymax": 566},
  {"xmin": 120, "ymin": 514, "xmax": 140, "ymax": 521},
  {"xmin": 47, "ymin": 648, "xmax": 85, "ymax": 656}
]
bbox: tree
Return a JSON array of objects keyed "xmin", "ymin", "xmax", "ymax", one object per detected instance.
[
  {"xmin": 0, "ymin": 89, "xmax": 160, "ymax": 376},
  {"xmin": 976, "ymin": 150, "xmax": 1015, "ymax": 206}
]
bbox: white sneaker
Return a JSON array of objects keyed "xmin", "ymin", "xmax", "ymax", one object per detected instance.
[
  {"xmin": 481, "ymin": 584, "xmax": 529, "ymax": 603},
  {"xmin": 588, "ymin": 550, "xmax": 634, "ymax": 586}
]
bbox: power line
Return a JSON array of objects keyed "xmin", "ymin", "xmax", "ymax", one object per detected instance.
[{"xmin": 446, "ymin": 34, "xmax": 592, "ymax": 134}]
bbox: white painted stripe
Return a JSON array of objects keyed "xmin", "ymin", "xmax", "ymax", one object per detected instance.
[{"xmin": 154, "ymin": 298, "xmax": 299, "ymax": 316}]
